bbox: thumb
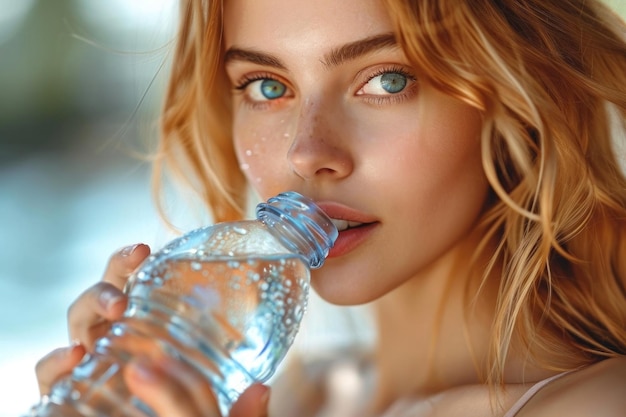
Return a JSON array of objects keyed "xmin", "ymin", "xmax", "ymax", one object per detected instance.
[{"xmin": 229, "ymin": 384, "xmax": 270, "ymax": 417}]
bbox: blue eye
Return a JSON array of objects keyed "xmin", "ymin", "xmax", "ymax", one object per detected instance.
[
  {"xmin": 260, "ymin": 79, "xmax": 286, "ymax": 99},
  {"xmin": 380, "ymin": 72, "xmax": 407, "ymax": 93},
  {"xmin": 246, "ymin": 78, "xmax": 287, "ymax": 101},
  {"xmin": 234, "ymin": 75, "xmax": 292, "ymax": 107},
  {"xmin": 359, "ymin": 71, "xmax": 412, "ymax": 96}
]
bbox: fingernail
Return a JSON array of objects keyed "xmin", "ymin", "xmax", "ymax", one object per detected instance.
[
  {"xmin": 99, "ymin": 288, "xmax": 123, "ymax": 310},
  {"xmin": 66, "ymin": 340, "xmax": 86, "ymax": 358},
  {"xmin": 68, "ymin": 339, "xmax": 81, "ymax": 351},
  {"xmin": 120, "ymin": 244, "xmax": 141, "ymax": 257},
  {"xmin": 64, "ymin": 341, "xmax": 78, "ymax": 356}
]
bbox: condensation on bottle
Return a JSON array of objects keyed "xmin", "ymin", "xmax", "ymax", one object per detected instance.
[{"xmin": 26, "ymin": 191, "xmax": 337, "ymax": 417}]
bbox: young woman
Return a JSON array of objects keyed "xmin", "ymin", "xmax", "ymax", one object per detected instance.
[{"xmin": 34, "ymin": 0, "xmax": 626, "ymax": 415}]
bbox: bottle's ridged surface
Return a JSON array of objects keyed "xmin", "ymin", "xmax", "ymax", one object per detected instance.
[{"xmin": 26, "ymin": 192, "xmax": 336, "ymax": 417}]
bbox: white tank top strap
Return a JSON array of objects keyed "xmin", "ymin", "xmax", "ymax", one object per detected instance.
[{"xmin": 503, "ymin": 371, "xmax": 572, "ymax": 417}]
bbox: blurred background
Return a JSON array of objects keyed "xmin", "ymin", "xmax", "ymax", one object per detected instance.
[
  {"xmin": 0, "ymin": 1, "xmax": 179, "ymax": 414},
  {"xmin": 0, "ymin": 0, "xmax": 624, "ymax": 415}
]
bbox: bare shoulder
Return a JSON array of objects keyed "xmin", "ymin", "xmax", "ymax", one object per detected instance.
[{"xmin": 518, "ymin": 357, "xmax": 626, "ymax": 417}]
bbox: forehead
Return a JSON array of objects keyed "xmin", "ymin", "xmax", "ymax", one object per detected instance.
[{"xmin": 223, "ymin": 0, "xmax": 394, "ymax": 51}]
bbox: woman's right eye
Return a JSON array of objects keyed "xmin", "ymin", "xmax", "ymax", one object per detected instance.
[{"xmin": 236, "ymin": 77, "xmax": 289, "ymax": 102}]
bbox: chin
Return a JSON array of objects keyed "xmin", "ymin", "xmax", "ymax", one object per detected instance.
[{"xmin": 309, "ymin": 276, "xmax": 383, "ymax": 306}]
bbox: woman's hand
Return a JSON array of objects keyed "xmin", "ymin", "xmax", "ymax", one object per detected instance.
[
  {"xmin": 67, "ymin": 243, "xmax": 151, "ymax": 349},
  {"xmin": 125, "ymin": 355, "xmax": 270, "ymax": 417},
  {"xmin": 34, "ymin": 243, "xmax": 271, "ymax": 416},
  {"xmin": 35, "ymin": 243, "xmax": 151, "ymax": 395}
]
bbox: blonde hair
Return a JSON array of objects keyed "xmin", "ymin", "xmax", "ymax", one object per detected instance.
[
  {"xmin": 383, "ymin": 0, "xmax": 626, "ymax": 385},
  {"xmin": 155, "ymin": 0, "xmax": 244, "ymax": 224},
  {"xmin": 156, "ymin": 0, "xmax": 626, "ymax": 387}
]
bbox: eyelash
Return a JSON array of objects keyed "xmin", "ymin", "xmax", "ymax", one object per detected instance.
[
  {"xmin": 358, "ymin": 65, "xmax": 417, "ymax": 105},
  {"xmin": 232, "ymin": 65, "xmax": 418, "ymax": 108},
  {"xmin": 233, "ymin": 72, "xmax": 287, "ymax": 110},
  {"xmin": 234, "ymin": 73, "xmax": 275, "ymax": 91}
]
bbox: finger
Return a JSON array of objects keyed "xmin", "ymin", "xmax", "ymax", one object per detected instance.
[
  {"xmin": 230, "ymin": 384, "xmax": 270, "ymax": 417},
  {"xmin": 66, "ymin": 244, "xmax": 150, "ymax": 347},
  {"xmin": 67, "ymin": 282, "xmax": 128, "ymax": 347},
  {"xmin": 35, "ymin": 342, "xmax": 86, "ymax": 395},
  {"xmin": 124, "ymin": 356, "xmax": 221, "ymax": 417},
  {"xmin": 102, "ymin": 243, "xmax": 151, "ymax": 289}
]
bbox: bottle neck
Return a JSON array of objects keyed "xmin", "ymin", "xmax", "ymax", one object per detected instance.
[{"xmin": 256, "ymin": 192, "xmax": 337, "ymax": 268}]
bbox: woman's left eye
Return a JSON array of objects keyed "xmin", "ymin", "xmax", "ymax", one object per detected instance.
[
  {"xmin": 246, "ymin": 78, "xmax": 288, "ymax": 101},
  {"xmin": 358, "ymin": 70, "xmax": 413, "ymax": 96}
]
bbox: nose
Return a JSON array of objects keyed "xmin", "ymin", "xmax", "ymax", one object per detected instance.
[{"xmin": 287, "ymin": 99, "xmax": 353, "ymax": 181}]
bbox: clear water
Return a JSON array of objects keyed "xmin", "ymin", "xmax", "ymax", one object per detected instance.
[{"xmin": 34, "ymin": 254, "xmax": 311, "ymax": 417}]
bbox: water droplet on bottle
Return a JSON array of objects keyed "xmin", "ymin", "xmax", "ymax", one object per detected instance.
[{"xmin": 294, "ymin": 305, "xmax": 304, "ymax": 320}]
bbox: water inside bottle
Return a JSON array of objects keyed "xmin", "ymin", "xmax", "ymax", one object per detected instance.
[
  {"xmin": 29, "ymin": 193, "xmax": 335, "ymax": 417},
  {"xmin": 122, "ymin": 253, "xmax": 310, "ymax": 413},
  {"xmin": 47, "ymin": 253, "xmax": 311, "ymax": 417}
]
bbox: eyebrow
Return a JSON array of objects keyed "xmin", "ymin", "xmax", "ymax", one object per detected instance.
[
  {"xmin": 224, "ymin": 33, "xmax": 398, "ymax": 71},
  {"xmin": 322, "ymin": 33, "xmax": 397, "ymax": 68}
]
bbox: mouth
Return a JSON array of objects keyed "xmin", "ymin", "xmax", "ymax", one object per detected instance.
[
  {"xmin": 329, "ymin": 218, "xmax": 366, "ymax": 232},
  {"xmin": 312, "ymin": 200, "xmax": 378, "ymax": 257},
  {"xmin": 325, "ymin": 218, "xmax": 378, "ymax": 258},
  {"xmin": 314, "ymin": 201, "xmax": 378, "ymax": 232}
]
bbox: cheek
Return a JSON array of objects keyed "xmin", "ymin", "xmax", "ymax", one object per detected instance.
[
  {"xmin": 366, "ymin": 92, "xmax": 486, "ymax": 225},
  {"xmin": 233, "ymin": 114, "xmax": 292, "ymax": 196},
  {"xmin": 410, "ymin": 91, "xmax": 485, "ymax": 190}
]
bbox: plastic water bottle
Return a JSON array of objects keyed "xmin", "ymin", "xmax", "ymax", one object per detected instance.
[{"xmin": 27, "ymin": 191, "xmax": 337, "ymax": 417}]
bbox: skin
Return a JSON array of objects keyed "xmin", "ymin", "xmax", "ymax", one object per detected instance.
[
  {"xmin": 223, "ymin": 0, "xmax": 497, "ymax": 410},
  {"xmin": 35, "ymin": 0, "xmax": 626, "ymax": 416},
  {"xmin": 225, "ymin": 0, "xmax": 488, "ymax": 307}
]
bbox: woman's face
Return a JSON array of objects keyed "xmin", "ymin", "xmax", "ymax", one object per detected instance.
[{"xmin": 223, "ymin": 0, "xmax": 489, "ymax": 305}]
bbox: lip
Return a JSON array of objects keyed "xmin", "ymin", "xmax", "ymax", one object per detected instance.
[
  {"xmin": 326, "ymin": 222, "xmax": 379, "ymax": 258},
  {"xmin": 315, "ymin": 201, "xmax": 378, "ymax": 224},
  {"xmin": 315, "ymin": 201, "xmax": 379, "ymax": 258}
]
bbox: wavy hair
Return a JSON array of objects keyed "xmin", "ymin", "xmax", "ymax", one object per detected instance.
[
  {"xmin": 382, "ymin": 0, "xmax": 626, "ymax": 385},
  {"xmin": 154, "ymin": 0, "xmax": 244, "ymax": 224},
  {"xmin": 156, "ymin": 0, "xmax": 626, "ymax": 387}
]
